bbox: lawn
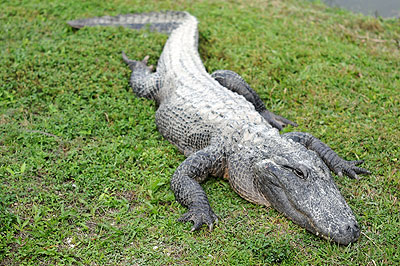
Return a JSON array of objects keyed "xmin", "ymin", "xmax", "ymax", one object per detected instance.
[{"xmin": 1, "ymin": 0, "xmax": 399, "ymax": 265}]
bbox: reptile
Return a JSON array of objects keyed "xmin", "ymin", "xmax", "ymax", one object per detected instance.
[{"xmin": 68, "ymin": 11, "xmax": 370, "ymax": 245}]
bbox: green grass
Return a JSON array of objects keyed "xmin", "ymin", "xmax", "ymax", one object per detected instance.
[{"xmin": 1, "ymin": 0, "xmax": 399, "ymax": 264}]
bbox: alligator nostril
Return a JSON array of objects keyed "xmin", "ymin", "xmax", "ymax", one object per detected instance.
[
  {"xmin": 347, "ymin": 223, "xmax": 360, "ymax": 239},
  {"xmin": 336, "ymin": 223, "xmax": 361, "ymax": 244},
  {"xmin": 345, "ymin": 223, "xmax": 359, "ymax": 232},
  {"xmin": 343, "ymin": 222, "xmax": 360, "ymax": 239}
]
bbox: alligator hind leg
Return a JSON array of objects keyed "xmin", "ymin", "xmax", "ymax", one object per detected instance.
[
  {"xmin": 122, "ymin": 52, "xmax": 162, "ymax": 101},
  {"xmin": 211, "ymin": 69, "xmax": 297, "ymax": 130}
]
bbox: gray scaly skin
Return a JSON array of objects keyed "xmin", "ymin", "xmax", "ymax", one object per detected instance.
[{"xmin": 68, "ymin": 11, "xmax": 370, "ymax": 245}]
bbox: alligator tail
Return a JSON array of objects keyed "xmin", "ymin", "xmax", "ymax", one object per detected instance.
[{"xmin": 67, "ymin": 11, "xmax": 190, "ymax": 34}]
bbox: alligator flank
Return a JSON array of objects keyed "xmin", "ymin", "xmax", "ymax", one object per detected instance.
[{"xmin": 68, "ymin": 11, "xmax": 370, "ymax": 245}]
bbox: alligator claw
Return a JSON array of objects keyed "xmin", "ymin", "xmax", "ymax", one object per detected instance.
[
  {"xmin": 335, "ymin": 160, "xmax": 371, "ymax": 180},
  {"xmin": 178, "ymin": 207, "xmax": 218, "ymax": 231},
  {"xmin": 121, "ymin": 51, "xmax": 154, "ymax": 72},
  {"xmin": 260, "ymin": 110, "xmax": 298, "ymax": 131},
  {"xmin": 142, "ymin": 55, "xmax": 150, "ymax": 64}
]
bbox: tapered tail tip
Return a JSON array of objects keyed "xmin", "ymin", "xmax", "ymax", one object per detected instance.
[{"xmin": 67, "ymin": 20, "xmax": 84, "ymax": 29}]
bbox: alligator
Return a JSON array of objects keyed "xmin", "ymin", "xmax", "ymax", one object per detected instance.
[{"xmin": 68, "ymin": 11, "xmax": 370, "ymax": 245}]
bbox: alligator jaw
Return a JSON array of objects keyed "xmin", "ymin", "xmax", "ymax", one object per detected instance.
[{"xmin": 286, "ymin": 197, "xmax": 360, "ymax": 245}]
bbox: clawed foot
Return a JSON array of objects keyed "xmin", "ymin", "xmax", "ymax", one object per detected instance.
[
  {"xmin": 260, "ymin": 110, "xmax": 298, "ymax": 131},
  {"xmin": 178, "ymin": 207, "xmax": 218, "ymax": 232},
  {"xmin": 121, "ymin": 51, "xmax": 154, "ymax": 72},
  {"xmin": 334, "ymin": 160, "xmax": 371, "ymax": 179}
]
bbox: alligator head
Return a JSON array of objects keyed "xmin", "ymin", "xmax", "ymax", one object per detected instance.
[{"xmin": 253, "ymin": 152, "xmax": 360, "ymax": 245}]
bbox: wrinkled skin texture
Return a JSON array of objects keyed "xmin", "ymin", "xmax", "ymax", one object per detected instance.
[{"xmin": 68, "ymin": 11, "xmax": 370, "ymax": 244}]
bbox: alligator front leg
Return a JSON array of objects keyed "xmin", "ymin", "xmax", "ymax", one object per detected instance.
[
  {"xmin": 284, "ymin": 132, "xmax": 371, "ymax": 179},
  {"xmin": 171, "ymin": 145, "xmax": 222, "ymax": 231},
  {"xmin": 211, "ymin": 70, "xmax": 297, "ymax": 130},
  {"xmin": 122, "ymin": 52, "xmax": 162, "ymax": 101}
]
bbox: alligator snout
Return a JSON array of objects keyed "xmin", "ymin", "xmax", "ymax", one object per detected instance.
[
  {"xmin": 330, "ymin": 221, "xmax": 360, "ymax": 245},
  {"xmin": 344, "ymin": 222, "xmax": 360, "ymax": 242}
]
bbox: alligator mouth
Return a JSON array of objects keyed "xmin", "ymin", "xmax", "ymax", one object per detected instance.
[
  {"xmin": 286, "ymin": 196, "xmax": 330, "ymax": 240},
  {"xmin": 285, "ymin": 195, "xmax": 359, "ymax": 245},
  {"xmin": 259, "ymin": 176, "xmax": 326, "ymax": 239}
]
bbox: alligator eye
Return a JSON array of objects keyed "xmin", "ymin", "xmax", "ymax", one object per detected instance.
[
  {"xmin": 283, "ymin": 165, "xmax": 308, "ymax": 179},
  {"xmin": 294, "ymin": 168, "xmax": 306, "ymax": 179}
]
